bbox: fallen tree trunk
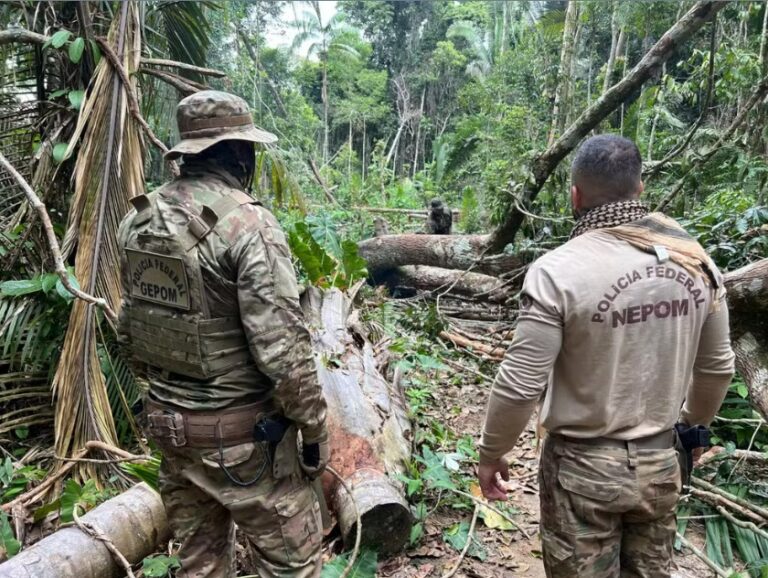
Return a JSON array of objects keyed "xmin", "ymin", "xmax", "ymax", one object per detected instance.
[
  {"xmin": 302, "ymin": 288, "xmax": 413, "ymax": 554},
  {"xmin": 354, "ymin": 206, "xmax": 461, "ymax": 222},
  {"xmin": 384, "ymin": 265, "xmax": 515, "ymax": 303},
  {"xmin": 724, "ymin": 259, "xmax": 768, "ymax": 421},
  {"xmin": 359, "ymin": 234, "xmax": 524, "ymax": 278},
  {"xmin": 0, "ymin": 483, "xmax": 168, "ymax": 578}
]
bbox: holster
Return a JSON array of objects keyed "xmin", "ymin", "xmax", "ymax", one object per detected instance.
[
  {"xmin": 674, "ymin": 423, "xmax": 710, "ymax": 488},
  {"xmin": 253, "ymin": 415, "xmax": 299, "ymax": 479}
]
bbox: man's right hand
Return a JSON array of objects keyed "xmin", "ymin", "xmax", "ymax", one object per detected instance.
[
  {"xmin": 478, "ymin": 457, "xmax": 510, "ymax": 501},
  {"xmin": 300, "ymin": 439, "xmax": 329, "ymax": 479}
]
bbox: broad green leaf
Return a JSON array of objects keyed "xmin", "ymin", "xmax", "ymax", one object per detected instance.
[
  {"xmin": 68, "ymin": 90, "xmax": 85, "ymax": 110},
  {"xmin": 0, "ymin": 511, "xmax": 20, "ymax": 558},
  {"xmin": 0, "ymin": 278, "xmax": 43, "ymax": 297},
  {"xmin": 50, "ymin": 29, "xmax": 71, "ymax": 49},
  {"xmin": 339, "ymin": 240, "xmax": 368, "ymax": 288},
  {"xmin": 321, "ymin": 549, "xmax": 377, "ymax": 578},
  {"xmin": 60, "ymin": 479, "xmax": 99, "ymax": 523},
  {"xmin": 52, "ymin": 143, "xmax": 69, "ymax": 163},
  {"xmin": 89, "ymin": 39, "xmax": 101, "ymax": 65},
  {"xmin": 33, "ymin": 500, "xmax": 61, "ymax": 523},
  {"xmin": 288, "ymin": 222, "xmax": 336, "ymax": 287},
  {"xmin": 0, "ymin": 458, "xmax": 13, "ymax": 487},
  {"xmin": 306, "ymin": 213, "xmax": 342, "ymax": 259},
  {"xmin": 142, "ymin": 555, "xmax": 181, "ymax": 577},
  {"xmin": 409, "ymin": 522, "xmax": 424, "ymax": 544},
  {"xmin": 55, "ymin": 271, "xmax": 80, "ymax": 301},
  {"xmin": 443, "ymin": 520, "xmax": 487, "ymax": 561},
  {"xmin": 68, "ymin": 37, "xmax": 85, "ymax": 64},
  {"xmin": 41, "ymin": 273, "xmax": 58, "ymax": 294}
]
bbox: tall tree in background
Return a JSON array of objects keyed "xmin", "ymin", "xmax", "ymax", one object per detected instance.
[
  {"xmin": 291, "ymin": 1, "xmax": 359, "ymax": 164},
  {"xmin": 548, "ymin": 0, "xmax": 580, "ymax": 145}
]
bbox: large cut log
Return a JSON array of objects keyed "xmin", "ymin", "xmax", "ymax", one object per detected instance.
[
  {"xmin": 0, "ymin": 483, "xmax": 168, "ymax": 578},
  {"xmin": 358, "ymin": 234, "xmax": 524, "ymax": 277},
  {"xmin": 724, "ymin": 259, "xmax": 768, "ymax": 421},
  {"xmin": 302, "ymin": 288, "xmax": 413, "ymax": 554}
]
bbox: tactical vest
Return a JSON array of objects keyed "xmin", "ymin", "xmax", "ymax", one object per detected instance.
[{"xmin": 122, "ymin": 189, "xmax": 257, "ymax": 380}]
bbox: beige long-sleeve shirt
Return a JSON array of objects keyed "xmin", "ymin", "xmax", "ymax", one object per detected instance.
[{"xmin": 479, "ymin": 230, "xmax": 735, "ymax": 462}]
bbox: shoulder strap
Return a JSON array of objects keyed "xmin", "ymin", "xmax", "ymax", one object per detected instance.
[
  {"xmin": 179, "ymin": 190, "xmax": 258, "ymax": 252},
  {"xmin": 129, "ymin": 194, "xmax": 152, "ymax": 226}
]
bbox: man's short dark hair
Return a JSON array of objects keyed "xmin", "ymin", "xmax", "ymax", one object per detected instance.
[{"xmin": 571, "ymin": 135, "xmax": 642, "ymax": 207}]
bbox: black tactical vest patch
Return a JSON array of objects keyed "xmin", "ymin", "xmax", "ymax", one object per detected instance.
[{"xmin": 126, "ymin": 249, "xmax": 191, "ymax": 310}]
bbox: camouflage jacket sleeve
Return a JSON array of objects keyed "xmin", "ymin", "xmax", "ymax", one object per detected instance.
[{"xmin": 231, "ymin": 214, "xmax": 328, "ymax": 444}]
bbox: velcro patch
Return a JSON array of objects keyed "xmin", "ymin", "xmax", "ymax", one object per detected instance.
[{"xmin": 126, "ymin": 249, "xmax": 190, "ymax": 310}]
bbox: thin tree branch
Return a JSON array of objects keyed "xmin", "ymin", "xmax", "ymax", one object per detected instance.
[
  {"xmin": 236, "ymin": 25, "xmax": 289, "ymax": 117},
  {"xmin": 655, "ymin": 72, "xmax": 768, "ymax": 211},
  {"xmin": 441, "ymin": 505, "xmax": 480, "ymax": 578},
  {"xmin": 141, "ymin": 58, "xmax": 226, "ymax": 77},
  {"xmin": 308, "ymin": 157, "xmax": 339, "ymax": 205},
  {"xmin": 487, "ymin": 0, "xmax": 728, "ymax": 252},
  {"xmin": 676, "ymin": 532, "xmax": 730, "ymax": 578},
  {"xmin": 645, "ymin": 16, "xmax": 718, "ymax": 182},
  {"xmin": 0, "ymin": 152, "xmax": 117, "ymax": 323},
  {"xmin": 0, "ymin": 29, "xmax": 48, "ymax": 46},
  {"xmin": 138, "ymin": 67, "xmax": 200, "ymax": 96},
  {"xmin": 94, "ymin": 37, "xmax": 179, "ymax": 177}
]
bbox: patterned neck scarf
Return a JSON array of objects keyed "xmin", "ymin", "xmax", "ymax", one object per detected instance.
[{"xmin": 569, "ymin": 199, "xmax": 649, "ymax": 239}]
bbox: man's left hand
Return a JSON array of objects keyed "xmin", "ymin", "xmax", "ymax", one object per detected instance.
[{"xmin": 478, "ymin": 457, "xmax": 509, "ymax": 501}]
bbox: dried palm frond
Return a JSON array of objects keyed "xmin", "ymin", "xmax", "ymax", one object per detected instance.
[{"xmin": 52, "ymin": 1, "xmax": 145, "ymax": 479}]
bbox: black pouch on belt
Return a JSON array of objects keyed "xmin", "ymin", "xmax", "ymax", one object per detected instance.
[{"xmin": 674, "ymin": 423, "xmax": 710, "ymax": 488}]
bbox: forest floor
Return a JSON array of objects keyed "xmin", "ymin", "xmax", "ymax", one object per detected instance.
[
  {"xmin": 356, "ymin": 298, "xmax": 724, "ymax": 578},
  {"xmin": 384, "ymin": 372, "xmax": 717, "ymax": 578}
]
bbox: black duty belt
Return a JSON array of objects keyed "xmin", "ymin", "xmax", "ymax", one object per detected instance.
[{"xmin": 553, "ymin": 429, "xmax": 675, "ymax": 451}]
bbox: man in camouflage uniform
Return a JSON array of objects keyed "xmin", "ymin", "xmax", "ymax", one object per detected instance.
[
  {"xmin": 477, "ymin": 135, "xmax": 735, "ymax": 577},
  {"xmin": 117, "ymin": 90, "xmax": 328, "ymax": 578}
]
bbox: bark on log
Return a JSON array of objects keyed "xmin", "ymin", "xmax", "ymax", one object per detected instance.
[
  {"xmin": 358, "ymin": 234, "xmax": 524, "ymax": 278},
  {"xmin": 384, "ymin": 265, "xmax": 515, "ymax": 303},
  {"xmin": 724, "ymin": 259, "xmax": 768, "ymax": 421},
  {"xmin": 488, "ymin": 0, "xmax": 728, "ymax": 252},
  {"xmin": 0, "ymin": 483, "xmax": 168, "ymax": 578},
  {"xmin": 302, "ymin": 288, "xmax": 413, "ymax": 554}
]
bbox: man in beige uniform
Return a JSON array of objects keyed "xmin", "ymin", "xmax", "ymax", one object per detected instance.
[{"xmin": 477, "ymin": 135, "xmax": 735, "ymax": 577}]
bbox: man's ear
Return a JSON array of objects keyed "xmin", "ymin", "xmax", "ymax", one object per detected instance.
[
  {"xmin": 571, "ymin": 185, "xmax": 582, "ymax": 214},
  {"xmin": 637, "ymin": 180, "xmax": 645, "ymax": 196}
]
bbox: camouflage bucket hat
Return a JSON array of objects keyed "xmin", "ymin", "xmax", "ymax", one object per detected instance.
[{"xmin": 165, "ymin": 90, "xmax": 277, "ymax": 160}]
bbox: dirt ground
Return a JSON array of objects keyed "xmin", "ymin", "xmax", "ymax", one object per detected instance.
[{"xmin": 377, "ymin": 369, "xmax": 719, "ymax": 578}]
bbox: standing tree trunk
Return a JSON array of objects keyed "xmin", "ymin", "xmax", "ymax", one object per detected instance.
[
  {"xmin": 603, "ymin": 1, "xmax": 622, "ymax": 94},
  {"xmin": 321, "ymin": 55, "xmax": 329, "ymax": 165},
  {"xmin": 548, "ymin": 0, "xmax": 580, "ymax": 146}
]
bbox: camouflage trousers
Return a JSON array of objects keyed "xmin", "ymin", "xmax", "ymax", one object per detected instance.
[
  {"xmin": 539, "ymin": 434, "xmax": 681, "ymax": 578},
  {"xmin": 158, "ymin": 441, "xmax": 323, "ymax": 578}
]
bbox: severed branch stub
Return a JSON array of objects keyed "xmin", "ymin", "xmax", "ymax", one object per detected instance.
[
  {"xmin": 140, "ymin": 58, "xmax": 226, "ymax": 78},
  {"xmin": 0, "ymin": 152, "xmax": 117, "ymax": 323}
]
